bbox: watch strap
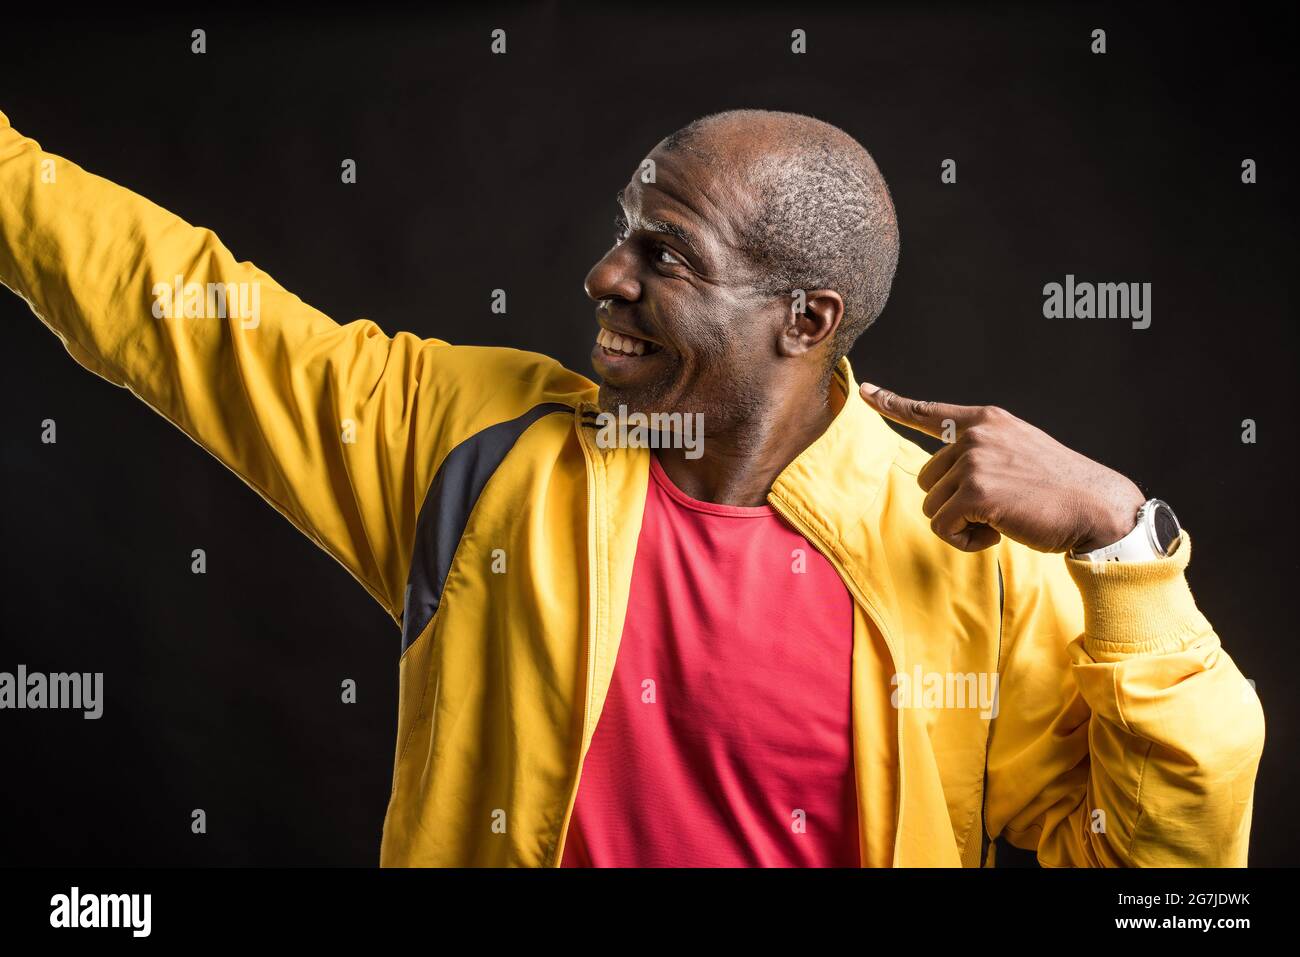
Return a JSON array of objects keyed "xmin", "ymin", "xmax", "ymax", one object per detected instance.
[{"xmin": 1070, "ymin": 499, "xmax": 1177, "ymax": 563}]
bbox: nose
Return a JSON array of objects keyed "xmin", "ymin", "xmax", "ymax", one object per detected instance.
[{"xmin": 584, "ymin": 243, "xmax": 641, "ymax": 304}]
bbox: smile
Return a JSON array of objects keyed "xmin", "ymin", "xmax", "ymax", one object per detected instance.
[{"xmin": 596, "ymin": 327, "xmax": 662, "ymax": 357}]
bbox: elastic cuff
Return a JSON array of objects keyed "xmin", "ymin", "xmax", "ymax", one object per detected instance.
[{"xmin": 1065, "ymin": 531, "xmax": 1211, "ymax": 659}]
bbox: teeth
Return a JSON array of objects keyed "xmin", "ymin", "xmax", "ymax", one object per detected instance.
[{"xmin": 596, "ymin": 327, "xmax": 657, "ymax": 356}]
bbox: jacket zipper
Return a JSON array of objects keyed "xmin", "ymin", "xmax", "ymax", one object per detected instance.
[
  {"xmin": 552, "ymin": 409, "xmax": 603, "ymax": 865},
  {"xmin": 766, "ymin": 493, "xmax": 906, "ymax": 868}
]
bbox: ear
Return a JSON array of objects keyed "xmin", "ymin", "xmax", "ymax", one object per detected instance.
[{"xmin": 776, "ymin": 288, "xmax": 844, "ymax": 358}]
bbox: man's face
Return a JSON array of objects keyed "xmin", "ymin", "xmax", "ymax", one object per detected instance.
[{"xmin": 584, "ymin": 144, "xmax": 775, "ymax": 424}]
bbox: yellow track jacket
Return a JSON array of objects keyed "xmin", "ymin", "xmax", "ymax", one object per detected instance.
[{"xmin": 0, "ymin": 110, "xmax": 1266, "ymax": 867}]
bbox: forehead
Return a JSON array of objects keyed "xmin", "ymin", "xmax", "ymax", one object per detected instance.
[{"xmin": 619, "ymin": 145, "xmax": 758, "ymax": 254}]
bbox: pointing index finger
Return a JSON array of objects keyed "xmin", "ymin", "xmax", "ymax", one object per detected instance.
[{"xmin": 859, "ymin": 382, "xmax": 982, "ymax": 440}]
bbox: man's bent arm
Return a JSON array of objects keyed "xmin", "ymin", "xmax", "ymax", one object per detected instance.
[
  {"xmin": 984, "ymin": 534, "xmax": 1265, "ymax": 866},
  {"xmin": 0, "ymin": 111, "xmax": 592, "ymax": 624}
]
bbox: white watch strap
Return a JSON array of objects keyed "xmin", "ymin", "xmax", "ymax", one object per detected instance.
[{"xmin": 1070, "ymin": 500, "xmax": 1164, "ymax": 563}]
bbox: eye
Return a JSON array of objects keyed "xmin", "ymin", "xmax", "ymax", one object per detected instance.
[
  {"xmin": 613, "ymin": 216, "xmax": 630, "ymax": 245},
  {"xmin": 656, "ymin": 245, "xmax": 684, "ymax": 265}
]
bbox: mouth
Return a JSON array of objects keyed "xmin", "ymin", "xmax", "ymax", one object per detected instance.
[
  {"xmin": 591, "ymin": 325, "xmax": 669, "ymax": 386},
  {"xmin": 595, "ymin": 326, "xmax": 663, "ymax": 358}
]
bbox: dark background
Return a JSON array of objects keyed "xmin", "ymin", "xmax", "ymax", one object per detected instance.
[{"xmin": 0, "ymin": 2, "xmax": 1294, "ymax": 866}]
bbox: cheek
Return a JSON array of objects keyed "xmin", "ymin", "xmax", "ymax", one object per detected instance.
[
  {"xmin": 650, "ymin": 285, "xmax": 746, "ymax": 376},
  {"xmin": 686, "ymin": 330, "xmax": 747, "ymax": 388},
  {"xmin": 667, "ymin": 311, "xmax": 732, "ymax": 369}
]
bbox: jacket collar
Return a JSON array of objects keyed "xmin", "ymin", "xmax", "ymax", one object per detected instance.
[{"xmin": 768, "ymin": 355, "xmax": 902, "ymax": 555}]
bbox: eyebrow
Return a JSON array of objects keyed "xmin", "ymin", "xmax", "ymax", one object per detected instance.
[{"xmin": 615, "ymin": 192, "xmax": 705, "ymax": 261}]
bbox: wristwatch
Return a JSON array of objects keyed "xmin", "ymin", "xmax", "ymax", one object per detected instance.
[{"xmin": 1069, "ymin": 498, "xmax": 1183, "ymax": 563}]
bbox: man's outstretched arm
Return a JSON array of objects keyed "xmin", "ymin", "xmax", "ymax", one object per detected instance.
[{"xmin": 0, "ymin": 110, "xmax": 592, "ymax": 624}]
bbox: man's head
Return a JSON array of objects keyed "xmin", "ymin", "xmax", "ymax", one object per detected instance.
[{"xmin": 585, "ymin": 109, "xmax": 899, "ymax": 438}]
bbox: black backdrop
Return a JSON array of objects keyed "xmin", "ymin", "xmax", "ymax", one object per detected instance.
[{"xmin": 0, "ymin": 2, "xmax": 1295, "ymax": 866}]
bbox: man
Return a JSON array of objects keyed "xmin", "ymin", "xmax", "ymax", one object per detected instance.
[{"xmin": 0, "ymin": 107, "xmax": 1265, "ymax": 867}]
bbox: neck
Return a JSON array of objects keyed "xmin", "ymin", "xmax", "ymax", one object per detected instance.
[{"xmin": 655, "ymin": 374, "xmax": 842, "ymax": 506}]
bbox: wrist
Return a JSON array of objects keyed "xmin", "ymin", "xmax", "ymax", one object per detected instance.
[{"xmin": 1074, "ymin": 483, "xmax": 1146, "ymax": 554}]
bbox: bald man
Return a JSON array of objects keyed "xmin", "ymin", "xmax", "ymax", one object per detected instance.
[{"xmin": 0, "ymin": 107, "xmax": 1264, "ymax": 867}]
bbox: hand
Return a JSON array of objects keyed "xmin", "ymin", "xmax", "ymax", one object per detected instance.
[{"xmin": 859, "ymin": 382, "xmax": 1146, "ymax": 554}]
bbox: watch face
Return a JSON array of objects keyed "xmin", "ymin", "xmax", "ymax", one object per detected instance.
[{"xmin": 1151, "ymin": 501, "xmax": 1181, "ymax": 555}]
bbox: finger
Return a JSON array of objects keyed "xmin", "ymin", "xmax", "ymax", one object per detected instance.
[
  {"xmin": 956, "ymin": 524, "xmax": 1002, "ymax": 553},
  {"xmin": 921, "ymin": 465, "xmax": 963, "ymax": 520},
  {"xmin": 929, "ymin": 494, "xmax": 1002, "ymax": 552},
  {"xmin": 859, "ymin": 382, "xmax": 983, "ymax": 440},
  {"xmin": 917, "ymin": 440, "xmax": 963, "ymax": 493},
  {"xmin": 930, "ymin": 492, "xmax": 976, "ymax": 541}
]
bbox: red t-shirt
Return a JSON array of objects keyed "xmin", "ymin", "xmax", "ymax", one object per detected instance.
[{"xmin": 560, "ymin": 452, "xmax": 859, "ymax": 867}]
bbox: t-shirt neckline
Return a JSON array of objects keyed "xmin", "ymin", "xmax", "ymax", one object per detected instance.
[{"xmin": 648, "ymin": 453, "xmax": 776, "ymax": 518}]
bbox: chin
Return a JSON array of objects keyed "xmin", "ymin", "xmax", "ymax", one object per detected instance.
[
  {"xmin": 596, "ymin": 383, "xmax": 639, "ymax": 415},
  {"xmin": 595, "ymin": 380, "xmax": 663, "ymax": 415}
]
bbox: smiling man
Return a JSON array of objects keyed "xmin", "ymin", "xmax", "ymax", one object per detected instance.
[{"xmin": 0, "ymin": 107, "xmax": 1265, "ymax": 867}]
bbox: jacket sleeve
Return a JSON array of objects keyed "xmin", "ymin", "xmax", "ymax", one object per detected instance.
[
  {"xmin": 983, "ymin": 531, "xmax": 1265, "ymax": 866},
  {"xmin": 0, "ymin": 110, "xmax": 593, "ymax": 625}
]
